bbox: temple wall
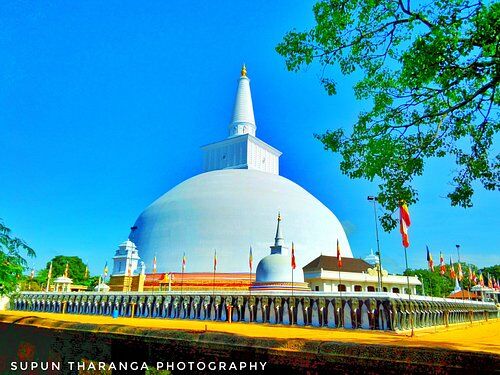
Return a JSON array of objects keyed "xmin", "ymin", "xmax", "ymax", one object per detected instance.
[{"xmin": 11, "ymin": 291, "xmax": 498, "ymax": 331}]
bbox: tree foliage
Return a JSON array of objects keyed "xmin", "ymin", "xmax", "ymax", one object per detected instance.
[
  {"xmin": 0, "ymin": 221, "xmax": 36, "ymax": 296},
  {"xmin": 277, "ymin": 0, "xmax": 499, "ymax": 230},
  {"xmin": 404, "ymin": 268, "xmax": 455, "ymax": 297},
  {"xmin": 481, "ymin": 264, "xmax": 500, "ymax": 280},
  {"xmin": 46, "ymin": 255, "xmax": 88, "ymax": 285},
  {"xmin": 405, "ymin": 262, "xmax": 485, "ymax": 297}
]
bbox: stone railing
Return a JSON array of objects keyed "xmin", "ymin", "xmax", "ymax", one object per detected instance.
[{"xmin": 11, "ymin": 291, "xmax": 498, "ymax": 331}]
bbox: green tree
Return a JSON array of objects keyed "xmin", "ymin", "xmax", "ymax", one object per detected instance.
[
  {"xmin": 277, "ymin": 0, "xmax": 499, "ymax": 231},
  {"xmin": 405, "ymin": 262, "xmax": 483, "ymax": 297},
  {"xmin": 481, "ymin": 264, "xmax": 500, "ymax": 283},
  {"xmin": 46, "ymin": 255, "xmax": 87, "ymax": 285},
  {"xmin": 0, "ymin": 221, "xmax": 36, "ymax": 296},
  {"xmin": 82, "ymin": 276, "xmax": 100, "ymax": 290},
  {"xmin": 404, "ymin": 268, "xmax": 455, "ymax": 297}
]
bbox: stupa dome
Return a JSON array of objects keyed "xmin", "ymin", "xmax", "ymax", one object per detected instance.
[{"xmin": 129, "ymin": 169, "xmax": 352, "ymax": 273}]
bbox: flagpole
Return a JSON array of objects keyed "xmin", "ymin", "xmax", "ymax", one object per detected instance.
[
  {"xmin": 404, "ymin": 246, "xmax": 414, "ymax": 337},
  {"xmin": 468, "ymin": 264, "xmax": 472, "ymax": 300},
  {"xmin": 336, "ymin": 238, "xmax": 343, "ymax": 328},
  {"xmin": 338, "ymin": 267, "xmax": 343, "ymax": 328},
  {"xmin": 46, "ymin": 261, "xmax": 52, "ymax": 292},
  {"xmin": 181, "ymin": 266, "xmax": 184, "ymax": 295},
  {"xmin": 212, "ymin": 250, "xmax": 216, "ymax": 298},
  {"xmin": 249, "ymin": 246, "xmax": 252, "ymax": 321},
  {"xmin": 368, "ymin": 196, "xmax": 383, "ymax": 291},
  {"xmin": 455, "ymin": 245, "xmax": 464, "ymax": 301},
  {"xmin": 291, "ymin": 242, "xmax": 295, "ymax": 300}
]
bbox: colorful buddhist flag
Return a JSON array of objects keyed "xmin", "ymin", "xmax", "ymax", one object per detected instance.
[
  {"xmin": 439, "ymin": 252, "xmax": 446, "ymax": 275},
  {"xmin": 63, "ymin": 262, "xmax": 69, "ymax": 278},
  {"xmin": 249, "ymin": 246, "xmax": 253, "ymax": 271},
  {"xmin": 291, "ymin": 242, "xmax": 296, "ymax": 270},
  {"xmin": 182, "ymin": 252, "xmax": 186, "ymax": 272},
  {"xmin": 337, "ymin": 239, "xmax": 343, "ymax": 268},
  {"xmin": 152, "ymin": 256, "xmax": 157, "ymax": 274},
  {"xmin": 103, "ymin": 261, "xmax": 108, "ymax": 278},
  {"xmin": 399, "ymin": 203, "xmax": 411, "ymax": 248},
  {"xmin": 449, "ymin": 257, "xmax": 456, "ymax": 279},
  {"xmin": 457, "ymin": 262, "xmax": 463, "ymax": 281},
  {"xmin": 426, "ymin": 246, "xmax": 434, "ymax": 271},
  {"xmin": 213, "ymin": 250, "xmax": 217, "ymax": 272},
  {"xmin": 47, "ymin": 261, "xmax": 53, "ymax": 280},
  {"xmin": 468, "ymin": 265, "xmax": 473, "ymax": 282},
  {"xmin": 487, "ymin": 273, "xmax": 493, "ymax": 288},
  {"xmin": 479, "ymin": 271, "xmax": 484, "ymax": 287},
  {"xmin": 84, "ymin": 264, "xmax": 89, "ymax": 279}
]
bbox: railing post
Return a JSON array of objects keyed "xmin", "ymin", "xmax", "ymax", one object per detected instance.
[{"xmin": 130, "ymin": 302, "xmax": 136, "ymax": 319}]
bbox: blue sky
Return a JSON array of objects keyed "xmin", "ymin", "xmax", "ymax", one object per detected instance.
[{"xmin": 1, "ymin": 1, "xmax": 498, "ymax": 276}]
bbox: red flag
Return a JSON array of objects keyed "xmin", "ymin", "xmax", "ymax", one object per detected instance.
[
  {"xmin": 153, "ymin": 256, "xmax": 157, "ymax": 274},
  {"xmin": 399, "ymin": 203, "xmax": 411, "ymax": 248},
  {"xmin": 182, "ymin": 252, "xmax": 186, "ymax": 272},
  {"xmin": 337, "ymin": 239, "xmax": 343, "ymax": 268},
  {"xmin": 213, "ymin": 250, "xmax": 217, "ymax": 272},
  {"xmin": 439, "ymin": 252, "xmax": 446, "ymax": 275},
  {"xmin": 291, "ymin": 242, "xmax": 296, "ymax": 270}
]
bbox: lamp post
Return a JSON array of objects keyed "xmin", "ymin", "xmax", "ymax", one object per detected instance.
[{"xmin": 367, "ymin": 196, "xmax": 383, "ymax": 292}]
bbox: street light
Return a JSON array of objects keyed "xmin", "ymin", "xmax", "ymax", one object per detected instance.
[{"xmin": 367, "ymin": 196, "xmax": 383, "ymax": 292}]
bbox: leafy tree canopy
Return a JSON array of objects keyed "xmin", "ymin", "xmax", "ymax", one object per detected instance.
[
  {"xmin": 0, "ymin": 221, "xmax": 35, "ymax": 296},
  {"xmin": 481, "ymin": 264, "xmax": 500, "ymax": 280},
  {"xmin": 277, "ymin": 0, "xmax": 499, "ymax": 230},
  {"xmin": 404, "ymin": 262, "xmax": 497, "ymax": 297},
  {"xmin": 404, "ymin": 268, "xmax": 455, "ymax": 297},
  {"xmin": 46, "ymin": 255, "xmax": 88, "ymax": 285}
]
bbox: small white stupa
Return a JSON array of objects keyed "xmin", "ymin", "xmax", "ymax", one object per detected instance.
[
  {"xmin": 53, "ymin": 276, "xmax": 73, "ymax": 292},
  {"xmin": 251, "ymin": 213, "xmax": 309, "ymax": 291}
]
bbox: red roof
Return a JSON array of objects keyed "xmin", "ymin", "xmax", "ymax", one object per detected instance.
[{"xmin": 448, "ymin": 290, "xmax": 480, "ymax": 299}]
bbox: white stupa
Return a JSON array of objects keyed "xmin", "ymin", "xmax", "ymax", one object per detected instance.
[
  {"xmin": 252, "ymin": 213, "xmax": 309, "ymax": 291},
  {"xmin": 129, "ymin": 65, "xmax": 353, "ymax": 273}
]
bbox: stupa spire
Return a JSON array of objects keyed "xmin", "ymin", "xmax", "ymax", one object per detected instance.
[
  {"xmin": 274, "ymin": 212, "xmax": 284, "ymax": 247},
  {"xmin": 229, "ymin": 64, "xmax": 256, "ymax": 137}
]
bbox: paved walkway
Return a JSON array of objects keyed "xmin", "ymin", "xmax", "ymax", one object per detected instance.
[{"xmin": 3, "ymin": 311, "xmax": 499, "ymax": 355}]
